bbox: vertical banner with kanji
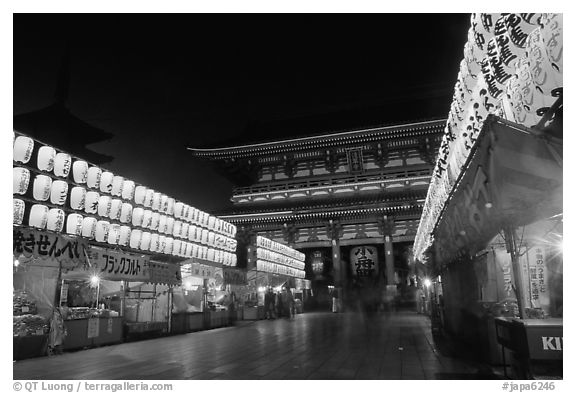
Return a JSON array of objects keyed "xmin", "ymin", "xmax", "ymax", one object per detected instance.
[
  {"xmin": 13, "ymin": 227, "xmax": 88, "ymax": 270},
  {"xmin": 350, "ymin": 246, "xmax": 378, "ymax": 277},
  {"xmin": 527, "ymin": 245, "xmax": 550, "ymax": 311}
]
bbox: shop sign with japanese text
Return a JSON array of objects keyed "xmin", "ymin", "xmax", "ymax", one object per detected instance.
[
  {"xmin": 223, "ymin": 267, "xmax": 247, "ymax": 285},
  {"xmin": 87, "ymin": 247, "xmax": 150, "ymax": 281},
  {"xmin": 13, "ymin": 227, "xmax": 88, "ymax": 270}
]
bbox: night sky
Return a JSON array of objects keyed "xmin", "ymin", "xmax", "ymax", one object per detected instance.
[{"xmin": 13, "ymin": 14, "xmax": 471, "ymax": 212}]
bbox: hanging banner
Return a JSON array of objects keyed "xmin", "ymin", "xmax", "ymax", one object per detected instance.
[
  {"xmin": 148, "ymin": 261, "xmax": 182, "ymax": 286},
  {"xmin": 527, "ymin": 245, "xmax": 550, "ymax": 310},
  {"xmin": 350, "ymin": 246, "xmax": 378, "ymax": 277},
  {"xmin": 346, "ymin": 148, "xmax": 364, "ymax": 173},
  {"xmin": 223, "ymin": 267, "xmax": 247, "ymax": 285},
  {"xmin": 13, "ymin": 227, "xmax": 88, "ymax": 270},
  {"xmin": 311, "ymin": 250, "xmax": 324, "ymax": 279},
  {"xmin": 86, "ymin": 247, "xmax": 150, "ymax": 281}
]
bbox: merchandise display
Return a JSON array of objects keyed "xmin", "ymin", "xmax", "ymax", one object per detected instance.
[{"xmin": 13, "ymin": 290, "xmax": 48, "ymax": 337}]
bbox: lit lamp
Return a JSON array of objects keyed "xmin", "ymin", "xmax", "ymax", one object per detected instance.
[
  {"xmin": 166, "ymin": 198, "xmax": 175, "ymax": 215},
  {"xmin": 33, "ymin": 174, "xmax": 52, "ymax": 201},
  {"xmin": 182, "ymin": 205, "xmax": 190, "ymax": 222},
  {"xmin": 143, "ymin": 189, "xmax": 154, "ymax": 208},
  {"xmin": 201, "ymin": 229, "xmax": 209, "ymax": 245},
  {"xmin": 107, "ymin": 224, "xmax": 120, "ymax": 245},
  {"xmin": 13, "ymin": 199, "xmax": 25, "ymax": 225},
  {"xmin": 150, "ymin": 212, "xmax": 160, "ymax": 231},
  {"xmin": 160, "ymin": 194, "xmax": 168, "ymax": 213},
  {"xmin": 37, "ymin": 146, "xmax": 56, "ymax": 172},
  {"xmin": 181, "ymin": 223, "xmax": 190, "ymax": 239},
  {"xmin": 208, "ymin": 231, "xmax": 215, "ymax": 246},
  {"xmin": 99, "ymin": 171, "xmax": 114, "ymax": 194},
  {"xmin": 158, "ymin": 235, "xmax": 167, "ymax": 254},
  {"xmin": 13, "ymin": 136, "xmax": 35, "ymax": 164},
  {"xmin": 134, "ymin": 186, "xmax": 147, "ymax": 205},
  {"xmin": 120, "ymin": 203, "xmax": 133, "ymax": 224},
  {"xmin": 141, "ymin": 209, "xmax": 153, "ymax": 228},
  {"xmin": 50, "ymin": 180, "xmax": 69, "ymax": 205},
  {"xmin": 47, "ymin": 208, "xmax": 65, "ymax": 232},
  {"xmin": 119, "ymin": 225, "xmax": 131, "ymax": 246},
  {"xmin": 151, "ymin": 192, "xmax": 161, "ymax": 211},
  {"xmin": 121, "ymin": 180, "xmax": 135, "ymax": 201},
  {"xmin": 109, "ymin": 199, "xmax": 122, "ymax": 220},
  {"xmin": 172, "ymin": 239, "xmax": 182, "ymax": 256},
  {"xmin": 540, "ymin": 13, "xmax": 563, "ymax": 79},
  {"xmin": 95, "ymin": 220, "xmax": 110, "ymax": 243},
  {"xmin": 140, "ymin": 231, "xmax": 152, "ymax": 251},
  {"xmin": 132, "ymin": 207, "xmax": 145, "ymax": 227},
  {"xmin": 81, "ymin": 216, "xmax": 97, "ymax": 239},
  {"xmin": 84, "ymin": 191, "xmax": 100, "ymax": 214},
  {"xmin": 166, "ymin": 217, "xmax": 175, "ymax": 235},
  {"xmin": 208, "ymin": 216, "xmax": 215, "ymax": 230},
  {"xmin": 97, "ymin": 195, "xmax": 112, "ymax": 217},
  {"xmin": 86, "ymin": 167, "xmax": 102, "ymax": 189},
  {"xmin": 174, "ymin": 202, "xmax": 184, "ymax": 219},
  {"xmin": 66, "ymin": 213, "xmax": 83, "ymax": 236},
  {"xmin": 70, "ymin": 186, "xmax": 87, "ymax": 210},
  {"xmin": 158, "ymin": 214, "xmax": 168, "ymax": 234},
  {"xmin": 172, "ymin": 220, "xmax": 182, "ymax": 238},
  {"xmin": 72, "ymin": 160, "xmax": 89, "ymax": 184},
  {"xmin": 526, "ymin": 27, "xmax": 562, "ymax": 97},
  {"xmin": 150, "ymin": 233, "xmax": 160, "ymax": 252},
  {"xmin": 13, "ymin": 167, "xmax": 30, "ymax": 195},
  {"xmin": 164, "ymin": 237, "xmax": 174, "ymax": 255},
  {"xmin": 129, "ymin": 229, "xmax": 143, "ymax": 249},
  {"xmin": 111, "ymin": 175, "xmax": 124, "ymax": 197},
  {"xmin": 29, "ymin": 204, "xmax": 49, "ymax": 229}
]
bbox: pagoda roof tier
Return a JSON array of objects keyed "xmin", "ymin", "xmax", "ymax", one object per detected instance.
[{"xmin": 187, "ymin": 119, "xmax": 445, "ymax": 159}]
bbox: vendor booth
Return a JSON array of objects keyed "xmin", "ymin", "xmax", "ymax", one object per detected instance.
[{"xmin": 412, "ymin": 13, "xmax": 562, "ymax": 379}]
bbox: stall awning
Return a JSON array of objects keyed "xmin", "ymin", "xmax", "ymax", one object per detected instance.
[{"xmin": 432, "ymin": 116, "xmax": 562, "ymax": 264}]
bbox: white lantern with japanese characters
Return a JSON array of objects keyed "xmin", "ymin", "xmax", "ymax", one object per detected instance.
[
  {"xmin": 525, "ymin": 27, "xmax": 562, "ymax": 97},
  {"xmin": 142, "ymin": 209, "xmax": 153, "ymax": 229},
  {"xmin": 72, "ymin": 160, "xmax": 89, "ymax": 184},
  {"xmin": 29, "ymin": 204, "xmax": 49, "ymax": 229},
  {"xmin": 160, "ymin": 194, "xmax": 168, "ymax": 213},
  {"xmin": 107, "ymin": 224, "xmax": 121, "ymax": 245},
  {"xmin": 181, "ymin": 223, "xmax": 190, "ymax": 239},
  {"xmin": 166, "ymin": 198, "xmax": 174, "ymax": 215},
  {"xmin": 173, "ymin": 202, "xmax": 184, "ymax": 218},
  {"xmin": 151, "ymin": 192, "xmax": 161, "ymax": 211},
  {"xmin": 47, "ymin": 208, "xmax": 65, "ymax": 232},
  {"xmin": 143, "ymin": 189, "xmax": 154, "ymax": 208},
  {"xmin": 158, "ymin": 235, "xmax": 166, "ymax": 254},
  {"xmin": 540, "ymin": 13, "xmax": 563, "ymax": 78},
  {"xmin": 130, "ymin": 229, "xmax": 142, "ymax": 249},
  {"xmin": 164, "ymin": 237, "xmax": 174, "ymax": 255},
  {"xmin": 111, "ymin": 175, "xmax": 124, "ymax": 197},
  {"xmin": 172, "ymin": 239, "xmax": 182, "ymax": 256},
  {"xmin": 66, "ymin": 213, "xmax": 83, "ymax": 236},
  {"xmin": 13, "ymin": 199, "xmax": 25, "ymax": 225},
  {"xmin": 150, "ymin": 233, "xmax": 160, "ymax": 252},
  {"xmin": 33, "ymin": 174, "xmax": 52, "ymax": 201},
  {"xmin": 132, "ymin": 207, "xmax": 144, "ymax": 227},
  {"xmin": 50, "ymin": 180, "xmax": 68, "ymax": 206},
  {"xmin": 109, "ymin": 199, "xmax": 122, "ymax": 221},
  {"xmin": 150, "ymin": 212, "xmax": 160, "ymax": 231},
  {"xmin": 140, "ymin": 231, "xmax": 151, "ymax": 251},
  {"xmin": 13, "ymin": 136, "xmax": 34, "ymax": 164},
  {"xmin": 120, "ymin": 202, "xmax": 133, "ymax": 224},
  {"xmin": 158, "ymin": 215, "xmax": 168, "ymax": 233},
  {"xmin": 81, "ymin": 216, "xmax": 97, "ymax": 239},
  {"xmin": 97, "ymin": 195, "xmax": 112, "ymax": 217},
  {"xmin": 37, "ymin": 146, "xmax": 56, "ymax": 172},
  {"xmin": 119, "ymin": 226, "xmax": 131, "ymax": 246},
  {"xmin": 13, "ymin": 167, "xmax": 30, "ymax": 195},
  {"xmin": 53, "ymin": 153, "xmax": 72, "ymax": 178},
  {"xmin": 134, "ymin": 186, "xmax": 147, "ymax": 205},
  {"xmin": 121, "ymin": 180, "xmax": 135, "ymax": 201},
  {"xmin": 86, "ymin": 167, "xmax": 102, "ymax": 189},
  {"xmin": 84, "ymin": 191, "xmax": 99, "ymax": 214},
  {"xmin": 166, "ymin": 217, "xmax": 175, "ymax": 235},
  {"xmin": 172, "ymin": 220, "xmax": 182, "ymax": 238},
  {"xmin": 70, "ymin": 186, "xmax": 86, "ymax": 210},
  {"xmin": 99, "ymin": 171, "xmax": 114, "ymax": 194},
  {"xmin": 95, "ymin": 220, "xmax": 110, "ymax": 243},
  {"xmin": 184, "ymin": 242, "xmax": 193, "ymax": 258}
]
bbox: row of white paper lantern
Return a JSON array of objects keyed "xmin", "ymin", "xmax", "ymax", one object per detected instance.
[
  {"xmin": 14, "ymin": 199, "xmax": 237, "ymax": 252},
  {"xmin": 14, "ymin": 135, "xmax": 237, "ymax": 238},
  {"xmin": 256, "ymin": 260, "xmax": 306, "ymax": 278},
  {"xmin": 256, "ymin": 236, "xmax": 305, "ymax": 261},
  {"xmin": 256, "ymin": 248, "xmax": 306, "ymax": 270}
]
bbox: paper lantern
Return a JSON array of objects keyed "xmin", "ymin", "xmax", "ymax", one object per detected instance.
[
  {"xmin": 181, "ymin": 223, "xmax": 190, "ymax": 239},
  {"xmin": 207, "ymin": 248, "xmax": 215, "ymax": 262},
  {"xmin": 111, "ymin": 176, "xmax": 124, "ymax": 197},
  {"xmin": 158, "ymin": 235, "xmax": 167, "ymax": 254},
  {"xmin": 122, "ymin": 180, "xmax": 135, "ymax": 201},
  {"xmin": 151, "ymin": 192, "xmax": 161, "ymax": 211},
  {"xmin": 37, "ymin": 146, "xmax": 56, "ymax": 172},
  {"xmin": 150, "ymin": 212, "xmax": 160, "ymax": 231},
  {"xmin": 132, "ymin": 207, "xmax": 145, "ymax": 227},
  {"xmin": 166, "ymin": 198, "xmax": 175, "ymax": 216},
  {"xmin": 486, "ymin": 37, "xmax": 513, "ymax": 87},
  {"xmin": 134, "ymin": 186, "xmax": 147, "ymax": 205},
  {"xmin": 29, "ymin": 204, "xmax": 49, "ymax": 229},
  {"xmin": 187, "ymin": 225, "xmax": 196, "ymax": 242},
  {"xmin": 208, "ymin": 231, "xmax": 215, "ymax": 246},
  {"xmin": 231, "ymin": 254, "xmax": 237, "ymax": 266},
  {"xmin": 13, "ymin": 167, "xmax": 30, "ymax": 195},
  {"xmin": 184, "ymin": 242, "xmax": 192, "ymax": 258},
  {"xmin": 166, "ymin": 217, "xmax": 175, "ymax": 235},
  {"xmin": 33, "ymin": 175, "xmax": 52, "ymax": 201},
  {"xmin": 140, "ymin": 232, "xmax": 152, "ymax": 251},
  {"xmin": 13, "ymin": 199, "xmax": 25, "ymax": 225},
  {"xmin": 97, "ymin": 195, "xmax": 112, "ymax": 217},
  {"xmin": 143, "ymin": 189, "xmax": 154, "ymax": 208},
  {"xmin": 164, "ymin": 237, "xmax": 174, "ymax": 255},
  {"xmin": 72, "ymin": 160, "xmax": 89, "ymax": 184},
  {"xmin": 107, "ymin": 224, "xmax": 121, "ymax": 245},
  {"xmin": 172, "ymin": 220, "xmax": 182, "ymax": 238},
  {"xmin": 53, "ymin": 153, "xmax": 72, "ymax": 178},
  {"xmin": 109, "ymin": 199, "xmax": 122, "ymax": 220},
  {"xmin": 208, "ymin": 216, "xmax": 215, "ymax": 230},
  {"xmin": 119, "ymin": 226, "xmax": 131, "ymax": 246},
  {"xmin": 14, "ymin": 136, "xmax": 35, "ymax": 164},
  {"xmin": 49, "ymin": 180, "xmax": 68, "ymax": 205},
  {"xmin": 69, "ymin": 187, "xmax": 86, "ymax": 210},
  {"xmin": 540, "ymin": 13, "xmax": 563, "ymax": 77},
  {"xmin": 172, "ymin": 239, "xmax": 182, "ymax": 256},
  {"xmin": 150, "ymin": 233, "xmax": 160, "ymax": 252},
  {"xmin": 142, "ymin": 209, "xmax": 153, "ymax": 228},
  {"xmin": 84, "ymin": 191, "xmax": 100, "ymax": 214},
  {"xmin": 174, "ymin": 202, "xmax": 184, "ymax": 218},
  {"xmin": 201, "ymin": 229, "xmax": 209, "ymax": 245},
  {"xmin": 158, "ymin": 215, "xmax": 168, "ymax": 234},
  {"xmin": 191, "ymin": 244, "xmax": 199, "ymax": 258},
  {"xmin": 515, "ymin": 56, "xmax": 555, "ymax": 121},
  {"xmin": 81, "ymin": 217, "xmax": 97, "ymax": 239},
  {"xmin": 120, "ymin": 203, "xmax": 133, "ymax": 223},
  {"xmin": 180, "ymin": 205, "xmax": 189, "ymax": 222},
  {"xmin": 100, "ymin": 171, "xmax": 114, "ymax": 194},
  {"xmin": 129, "ymin": 229, "xmax": 142, "ymax": 249},
  {"xmin": 95, "ymin": 221, "xmax": 111, "ymax": 243},
  {"xmin": 66, "ymin": 213, "xmax": 83, "ymax": 236},
  {"xmin": 525, "ymin": 27, "xmax": 562, "ymax": 97},
  {"xmin": 86, "ymin": 167, "xmax": 102, "ymax": 189}
]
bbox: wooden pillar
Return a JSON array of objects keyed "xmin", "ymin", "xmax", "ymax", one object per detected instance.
[{"xmin": 505, "ymin": 227, "xmax": 527, "ymax": 319}]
